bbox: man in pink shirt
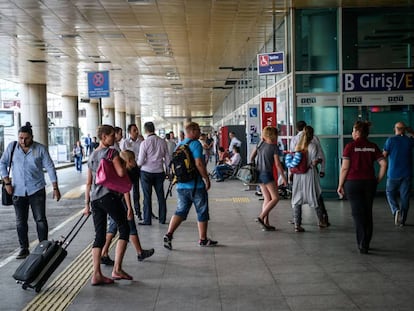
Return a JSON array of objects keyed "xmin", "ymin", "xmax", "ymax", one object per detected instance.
[{"xmin": 137, "ymin": 122, "xmax": 171, "ymax": 225}]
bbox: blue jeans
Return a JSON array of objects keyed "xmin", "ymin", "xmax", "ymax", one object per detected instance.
[
  {"xmin": 74, "ymin": 155, "xmax": 82, "ymax": 171},
  {"xmin": 13, "ymin": 188, "xmax": 47, "ymax": 249},
  {"xmin": 386, "ymin": 176, "xmax": 411, "ymax": 225},
  {"xmin": 107, "ymin": 198, "xmax": 138, "ymax": 236},
  {"xmin": 175, "ymin": 188, "xmax": 209, "ymax": 222},
  {"xmin": 140, "ymin": 171, "xmax": 166, "ymax": 224},
  {"xmin": 215, "ymin": 164, "xmax": 233, "ymax": 180}
]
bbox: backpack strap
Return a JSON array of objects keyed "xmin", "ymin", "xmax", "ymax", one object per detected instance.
[{"xmin": 184, "ymin": 139, "xmax": 199, "ymax": 196}]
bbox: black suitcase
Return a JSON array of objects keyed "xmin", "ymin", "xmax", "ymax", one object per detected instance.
[{"xmin": 13, "ymin": 214, "xmax": 89, "ymax": 292}]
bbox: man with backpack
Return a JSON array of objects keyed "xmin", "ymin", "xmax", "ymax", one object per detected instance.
[{"xmin": 163, "ymin": 122, "xmax": 217, "ymax": 250}]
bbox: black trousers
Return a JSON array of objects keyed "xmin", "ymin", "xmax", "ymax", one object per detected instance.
[{"xmin": 344, "ymin": 179, "xmax": 377, "ymax": 250}]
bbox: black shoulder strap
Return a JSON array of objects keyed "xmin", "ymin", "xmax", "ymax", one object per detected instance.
[{"xmin": 7, "ymin": 141, "xmax": 18, "ymax": 175}]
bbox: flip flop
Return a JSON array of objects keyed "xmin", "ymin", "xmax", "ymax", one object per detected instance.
[
  {"xmin": 112, "ymin": 272, "xmax": 133, "ymax": 280},
  {"xmin": 256, "ymin": 217, "xmax": 273, "ymax": 230},
  {"xmin": 91, "ymin": 276, "xmax": 115, "ymax": 286}
]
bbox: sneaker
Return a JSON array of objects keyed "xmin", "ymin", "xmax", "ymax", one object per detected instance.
[
  {"xmin": 198, "ymin": 238, "xmax": 218, "ymax": 247},
  {"xmin": 294, "ymin": 226, "xmax": 305, "ymax": 232},
  {"xmin": 100, "ymin": 255, "xmax": 115, "ymax": 266},
  {"xmin": 137, "ymin": 248, "xmax": 155, "ymax": 261},
  {"xmin": 394, "ymin": 210, "xmax": 401, "ymax": 225},
  {"xmin": 16, "ymin": 248, "xmax": 29, "ymax": 259},
  {"xmin": 163, "ymin": 234, "xmax": 172, "ymax": 250}
]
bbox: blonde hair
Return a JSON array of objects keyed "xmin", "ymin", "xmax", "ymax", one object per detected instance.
[
  {"xmin": 295, "ymin": 126, "xmax": 314, "ymax": 152},
  {"xmin": 119, "ymin": 150, "xmax": 136, "ymax": 168},
  {"xmin": 262, "ymin": 126, "xmax": 278, "ymax": 142}
]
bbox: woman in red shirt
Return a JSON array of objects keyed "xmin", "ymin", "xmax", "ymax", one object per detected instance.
[{"xmin": 337, "ymin": 121, "xmax": 387, "ymax": 254}]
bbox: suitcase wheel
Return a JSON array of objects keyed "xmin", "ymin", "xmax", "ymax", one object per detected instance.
[
  {"xmin": 22, "ymin": 284, "xmax": 28, "ymax": 290},
  {"xmin": 35, "ymin": 286, "xmax": 41, "ymax": 293}
]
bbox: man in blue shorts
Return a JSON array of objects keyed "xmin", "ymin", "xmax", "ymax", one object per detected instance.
[{"xmin": 163, "ymin": 122, "xmax": 217, "ymax": 249}]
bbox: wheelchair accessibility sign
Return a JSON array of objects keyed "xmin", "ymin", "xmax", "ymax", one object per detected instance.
[
  {"xmin": 249, "ymin": 107, "xmax": 258, "ymax": 118},
  {"xmin": 264, "ymin": 101, "xmax": 274, "ymax": 113}
]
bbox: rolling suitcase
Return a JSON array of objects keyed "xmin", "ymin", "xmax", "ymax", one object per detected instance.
[{"xmin": 13, "ymin": 213, "xmax": 89, "ymax": 292}]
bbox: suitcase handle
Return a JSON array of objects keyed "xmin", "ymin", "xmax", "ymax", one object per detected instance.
[{"xmin": 61, "ymin": 213, "xmax": 90, "ymax": 249}]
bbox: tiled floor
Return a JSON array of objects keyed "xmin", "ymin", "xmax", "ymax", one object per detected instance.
[
  {"xmin": 2, "ymin": 176, "xmax": 414, "ymax": 311},
  {"xmin": 70, "ymin": 179, "xmax": 414, "ymax": 311}
]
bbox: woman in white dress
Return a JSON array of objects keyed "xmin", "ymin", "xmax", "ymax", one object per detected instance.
[{"xmin": 290, "ymin": 126, "xmax": 321, "ymax": 232}]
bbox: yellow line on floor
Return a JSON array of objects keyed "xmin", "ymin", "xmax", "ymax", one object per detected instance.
[
  {"xmin": 232, "ymin": 197, "xmax": 250, "ymax": 203},
  {"xmin": 62, "ymin": 185, "xmax": 86, "ymax": 199},
  {"xmin": 22, "ymin": 238, "xmax": 118, "ymax": 311},
  {"xmin": 213, "ymin": 197, "xmax": 250, "ymax": 203}
]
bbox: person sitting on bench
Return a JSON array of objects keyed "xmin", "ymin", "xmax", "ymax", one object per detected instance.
[
  {"xmin": 217, "ymin": 146, "xmax": 229, "ymax": 164},
  {"xmin": 214, "ymin": 146, "xmax": 241, "ymax": 182}
]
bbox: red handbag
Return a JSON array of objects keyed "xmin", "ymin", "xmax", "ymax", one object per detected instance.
[{"xmin": 96, "ymin": 148, "xmax": 132, "ymax": 193}]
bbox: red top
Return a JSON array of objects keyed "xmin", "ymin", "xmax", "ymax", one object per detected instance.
[{"xmin": 342, "ymin": 138, "xmax": 384, "ymax": 180}]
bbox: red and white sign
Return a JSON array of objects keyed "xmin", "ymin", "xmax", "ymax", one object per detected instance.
[{"xmin": 261, "ymin": 97, "xmax": 277, "ymax": 129}]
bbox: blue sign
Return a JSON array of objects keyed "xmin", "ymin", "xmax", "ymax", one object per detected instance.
[
  {"xmin": 343, "ymin": 72, "xmax": 414, "ymax": 92},
  {"xmin": 249, "ymin": 107, "xmax": 258, "ymax": 118},
  {"xmin": 257, "ymin": 52, "xmax": 284, "ymax": 75},
  {"xmin": 88, "ymin": 71, "xmax": 110, "ymax": 98}
]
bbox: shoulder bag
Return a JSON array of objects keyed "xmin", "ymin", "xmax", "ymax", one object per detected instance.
[
  {"xmin": 95, "ymin": 148, "xmax": 132, "ymax": 194},
  {"xmin": 2, "ymin": 141, "xmax": 18, "ymax": 206},
  {"xmin": 236, "ymin": 163, "xmax": 257, "ymax": 184}
]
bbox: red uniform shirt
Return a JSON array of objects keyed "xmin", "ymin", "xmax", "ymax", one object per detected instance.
[{"xmin": 342, "ymin": 138, "xmax": 384, "ymax": 180}]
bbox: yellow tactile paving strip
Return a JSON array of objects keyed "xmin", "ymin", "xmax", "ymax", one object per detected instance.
[
  {"xmin": 21, "ymin": 194, "xmax": 249, "ymax": 310},
  {"xmin": 22, "ymin": 238, "xmax": 118, "ymax": 311},
  {"xmin": 181, "ymin": 197, "xmax": 251, "ymax": 203}
]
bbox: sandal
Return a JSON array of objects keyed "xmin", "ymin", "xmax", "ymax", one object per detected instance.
[
  {"xmin": 257, "ymin": 217, "xmax": 275, "ymax": 231},
  {"xmin": 112, "ymin": 271, "xmax": 133, "ymax": 280}
]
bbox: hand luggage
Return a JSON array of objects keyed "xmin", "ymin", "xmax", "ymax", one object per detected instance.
[{"xmin": 13, "ymin": 213, "xmax": 89, "ymax": 292}]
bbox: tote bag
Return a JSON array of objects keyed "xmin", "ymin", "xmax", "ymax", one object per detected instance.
[
  {"xmin": 2, "ymin": 141, "xmax": 17, "ymax": 206},
  {"xmin": 96, "ymin": 149, "xmax": 132, "ymax": 194},
  {"xmin": 236, "ymin": 163, "xmax": 257, "ymax": 184}
]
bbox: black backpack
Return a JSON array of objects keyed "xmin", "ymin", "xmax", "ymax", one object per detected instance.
[{"xmin": 169, "ymin": 141, "xmax": 198, "ymax": 183}]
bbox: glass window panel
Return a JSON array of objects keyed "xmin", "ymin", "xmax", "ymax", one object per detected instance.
[
  {"xmin": 295, "ymin": 9, "xmax": 338, "ymax": 71},
  {"xmin": 296, "ymin": 74, "xmax": 338, "ymax": 93},
  {"xmin": 296, "ymin": 106, "xmax": 338, "ymax": 135},
  {"xmin": 343, "ymin": 8, "xmax": 414, "ymax": 70},
  {"xmin": 344, "ymin": 105, "xmax": 412, "ymax": 135},
  {"xmin": 319, "ymin": 138, "xmax": 339, "ymax": 193}
]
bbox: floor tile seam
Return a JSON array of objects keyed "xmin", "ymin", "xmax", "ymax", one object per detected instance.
[{"xmin": 233, "ymin": 198, "xmax": 294, "ymax": 310}]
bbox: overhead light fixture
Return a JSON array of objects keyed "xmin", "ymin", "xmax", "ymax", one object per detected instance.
[
  {"xmin": 59, "ymin": 34, "xmax": 79, "ymax": 39},
  {"xmin": 127, "ymin": 0, "xmax": 154, "ymax": 3}
]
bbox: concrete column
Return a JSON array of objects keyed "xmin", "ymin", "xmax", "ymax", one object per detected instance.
[
  {"xmin": 21, "ymin": 84, "xmax": 48, "ymax": 146},
  {"xmin": 115, "ymin": 110, "xmax": 126, "ymax": 131},
  {"xmin": 126, "ymin": 113, "xmax": 134, "ymax": 128},
  {"xmin": 101, "ymin": 96, "xmax": 115, "ymax": 125},
  {"xmin": 135, "ymin": 116, "xmax": 142, "ymax": 133},
  {"xmin": 114, "ymin": 91, "xmax": 126, "ymax": 130},
  {"xmin": 102, "ymin": 108, "xmax": 115, "ymax": 125},
  {"xmin": 61, "ymin": 95, "xmax": 79, "ymax": 139},
  {"xmin": 85, "ymin": 99, "xmax": 100, "ymax": 139}
]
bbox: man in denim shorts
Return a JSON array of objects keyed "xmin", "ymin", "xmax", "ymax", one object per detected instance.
[{"xmin": 163, "ymin": 122, "xmax": 217, "ymax": 250}]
